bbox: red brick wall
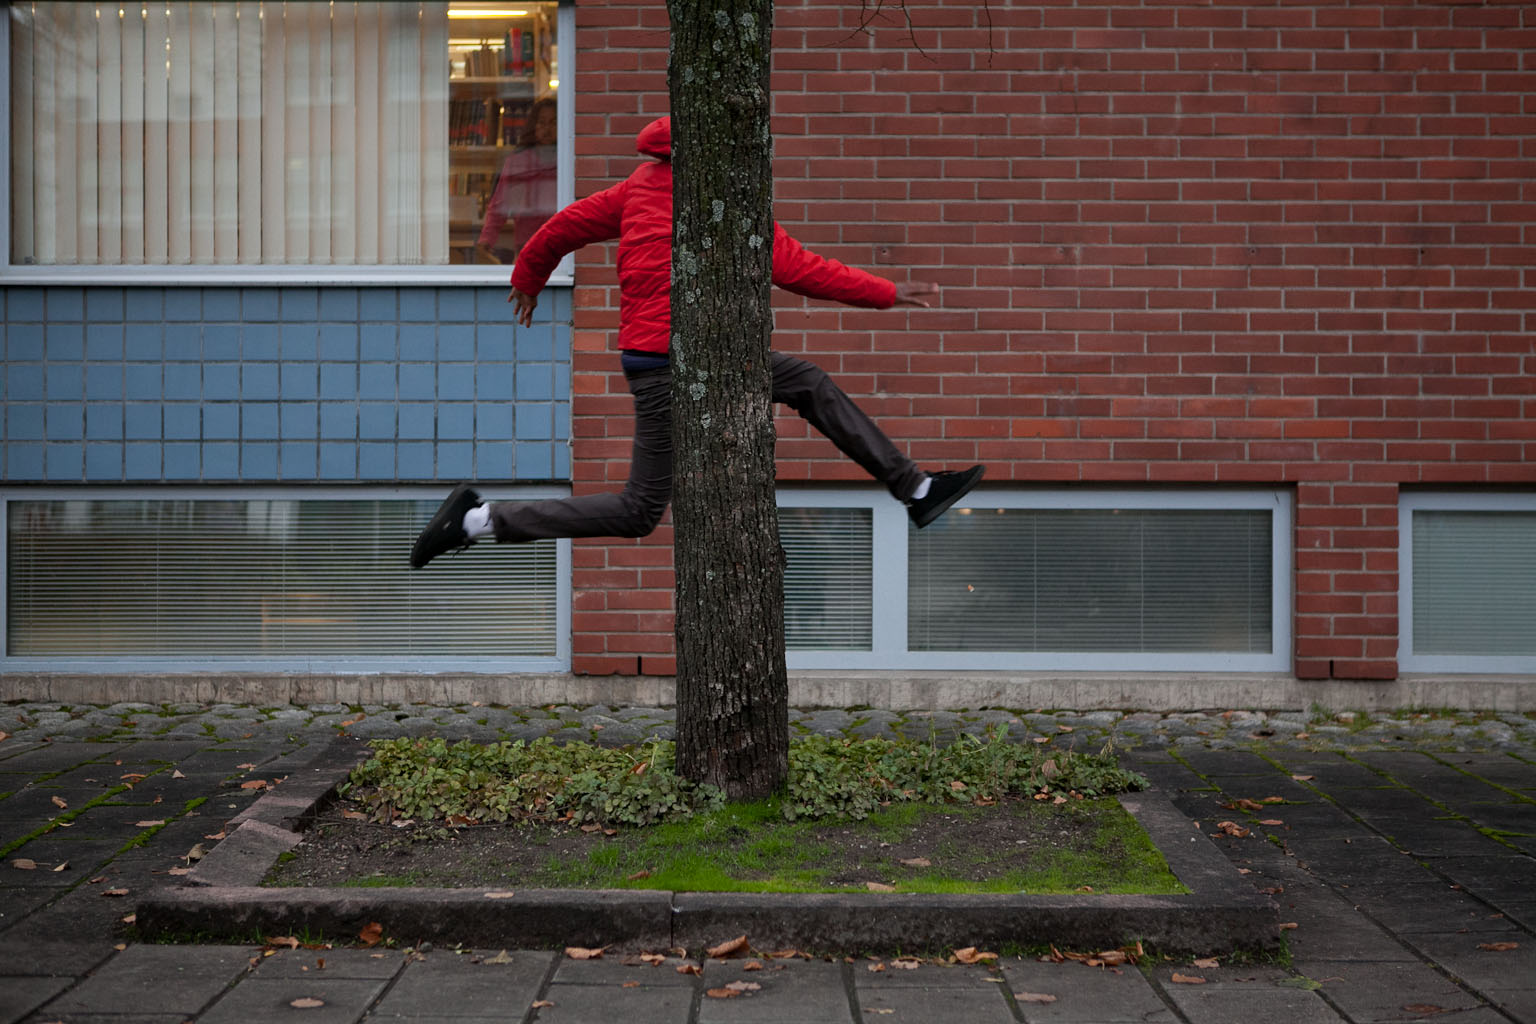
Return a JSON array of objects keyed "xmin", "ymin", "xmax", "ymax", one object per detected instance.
[{"xmin": 568, "ymin": 0, "xmax": 1536, "ymax": 681}]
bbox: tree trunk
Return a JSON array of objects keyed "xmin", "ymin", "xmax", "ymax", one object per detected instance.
[{"xmin": 667, "ymin": 0, "xmax": 786, "ymax": 800}]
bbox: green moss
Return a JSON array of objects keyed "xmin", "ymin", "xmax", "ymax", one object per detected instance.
[{"xmin": 519, "ymin": 797, "xmax": 1183, "ymax": 895}]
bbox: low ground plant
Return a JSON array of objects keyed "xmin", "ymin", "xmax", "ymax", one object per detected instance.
[{"xmin": 341, "ymin": 730, "xmax": 1147, "ymax": 829}]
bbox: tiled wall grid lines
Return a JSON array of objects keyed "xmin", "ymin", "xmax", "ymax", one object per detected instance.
[
  {"xmin": 1, "ymin": 286, "xmax": 573, "ymax": 484},
  {"xmin": 563, "ymin": 0, "xmax": 1536, "ymax": 682}
]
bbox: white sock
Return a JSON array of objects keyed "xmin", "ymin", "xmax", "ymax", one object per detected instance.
[
  {"xmin": 910, "ymin": 476, "xmax": 932, "ymax": 501},
  {"xmin": 462, "ymin": 503, "xmax": 494, "ymax": 539}
]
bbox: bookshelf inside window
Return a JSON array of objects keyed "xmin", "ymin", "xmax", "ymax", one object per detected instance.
[{"xmin": 447, "ymin": 2, "xmax": 560, "ymax": 265}]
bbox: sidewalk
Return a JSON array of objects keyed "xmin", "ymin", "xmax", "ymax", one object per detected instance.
[{"xmin": 2, "ymin": 701, "xmax": 1534, "ymax": 1023}]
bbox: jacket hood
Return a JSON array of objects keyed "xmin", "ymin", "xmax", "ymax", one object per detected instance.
[{"xmin": 636, "ymin": 116, "xmax": 671, "ymax": 160}]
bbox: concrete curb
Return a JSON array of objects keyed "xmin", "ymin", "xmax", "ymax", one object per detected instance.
[{"xmin": 136, "ymin": 741, "xmax": 1279, "ymax": 955}]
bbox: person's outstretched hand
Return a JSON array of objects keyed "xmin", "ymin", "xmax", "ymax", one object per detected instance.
[
  {"xmin": 895, "ymin": 281, "xmax": 939, "ymax": 307},
  {"xmin": 509, "ymin": 287, "xmax": 538, "ymax": 327}
]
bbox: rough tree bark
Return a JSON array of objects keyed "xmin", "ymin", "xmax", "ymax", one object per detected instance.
[{"xmin": 666, "ymin": 0, "xmax": 786, "ymax": 800}]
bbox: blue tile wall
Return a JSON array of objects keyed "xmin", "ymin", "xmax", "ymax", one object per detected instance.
[{"xmin": 2, "ymin": 286, "xmax": 571, "ymax": 484}]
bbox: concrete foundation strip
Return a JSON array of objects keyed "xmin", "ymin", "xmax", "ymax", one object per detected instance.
[{"xmin": 140, "ymin": 739, "xmax": 1280, "ymax": 954}]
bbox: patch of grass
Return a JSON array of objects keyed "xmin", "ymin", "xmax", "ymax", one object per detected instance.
[{"xmin": 520, "ymin": 797, "xmax": 1182, "ymax": 895}]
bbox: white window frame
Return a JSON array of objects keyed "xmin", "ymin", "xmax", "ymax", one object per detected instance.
[
  {"xmin": 1399, "ymin": 490, "xmax": 1536, "ymax": 675},
  {"xmin": 779, "ymin": 486, "xmax": 1293, "ymax": 673},
  {"xmin": 0, "ymin": 484, "xmax": 572, "ymax": 674},
  {"xmin": 0, "ymin": 1, "xmax": 576, "ymax": 287}
]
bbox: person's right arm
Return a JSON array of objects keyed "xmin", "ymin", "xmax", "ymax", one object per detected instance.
[{"xmin": 507, "ymin": 182, "xmax": 626, "ymax": 322}]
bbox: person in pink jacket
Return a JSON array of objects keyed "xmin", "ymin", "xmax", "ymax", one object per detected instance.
[{"xmin": 412, "ymin": 116, "xmax": 982, "ymax": 568}]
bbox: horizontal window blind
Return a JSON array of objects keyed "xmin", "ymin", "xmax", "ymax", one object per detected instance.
[
  {"xmin": 6, "ymin": 498, "xmax": 557, "ymax": 658},
  {"xmin": 1413, "ymin": 510, "xmax": 1536, "ymax": 657},
  {"xmin": 908, "ymin": 508, "xmax": 1272, "ymax": 654},
  {"xmin": 781, "ymin": 506, "xmax": 872, "ymax": 651}
]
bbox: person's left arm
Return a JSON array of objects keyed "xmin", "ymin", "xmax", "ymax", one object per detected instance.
[{"xmin": 770, "ymin": 225, "xmax": 938, "ymax": 309}]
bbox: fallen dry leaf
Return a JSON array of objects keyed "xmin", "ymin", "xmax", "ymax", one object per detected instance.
[
  {"xmin": 1259, "ymin": 819, "xmax": 1285, "ymax": 826},
  {"xmin": 706, "ymin": 988, "xmax": 742, "ymax": 999},
  {"xmin": 891, "ymin": 957, "xmax": 921, "ymax": 970},
  {"xmin": 565, "ymin": 946, "xmax": 605, "ymax": 960},
  {"xmin": 341, "ymin": 809, "xmax": 368, "ymax": 821},
  {"xmin": 168, "ymin": 866, "xmax": 193, "ymax": 876},
  {"xmin": 639, "ymin": 953, "xmax": 666, "ymax": 966},
  {"xmin": 483, "ymin": 890, "xmax": 517, "ymax": 899},
  {"xmin": 949, "ymin": 780, "xmax": 967, "ymax": 791},
  {"xmin": 1292, "ymin": 774, "xmax": 1314, "ymax": 781},
  {"xmin": 51, "ymin": 796, "xmax": 68, "ymax": 809},
  {"xmin": 52, "ymin": 861, "xmax": 69, "ymax": 873},
  {"xmin": 172, "ymin": 769, "xmax": 186, "ymax": 779},
  {"xmin": 866, "ymin": 1010, "xmax": 894, "ymax": 1016},
  {"xmin": 1279, "ymin": 922, "xmax": 1299, "ymax": 931},
  {"xmin": 1477, "ymin": 942, "xmax": 1518, "ymax": 952},
  {"xmin": 953, "ymin": 947, "xmax": 998, "ymax": 965},
  {"xmin": 724, "ymin": 981, "xmax": 761, "ymax": 993},
  {"xmin": 358, "ymin": 922, "xmax": 384, "ymax": 947},
  {"xmin": 236, "ymin": 763, "xmax": 258, "ymax": 771},
  {"xmin": 1192, "ymin": 957, "xmax": 1220, "ymax": 969},
  {"xmin": 868, "ymin": 962, "xmax": 885, "ymax": 972},
  {"xmin": 204, "ymin": 831, "xmax": 228, "ymax": 841},
  {"xmin": 899, "ymin": 857, "xmax": 931, "ymax": 868},
  {"xmin": 1015, "ymin": 991, "xmax": 1058, "ymax": 1003},
  {"xmin": 626, "ymin": 869, "xmax": 652, "ymax": 881},
  {"xmin": 865, "ymin": 881, "xmax": 896, "ymax": 892},
  {"xmin": 1215, "ymin": 821, "xmax": 1250, "ymax": 838},
  {"xmin": 134, "ymin": 820, "xmax": 166, "ymax": 828},
  {"xmin": 707, "ymin": 935, "xmax": 750, "ymax": 959},
  {"xmin": 11, "ymin": 858, "xmax": 37, "ymax": 870},
  {"xmin": 483, "ymin": 950, "xmax": 516, "ymax": 964},
  {"xmin": 531, "ymin": 999, "xmax": 554, "ymax": 1008},
  {"xmin": 289, "ymin": 997, "xmax": 325, "ymax": 1009},
  {"xmin": 742, "ymin": 959, "xmax": 763, "ymax": 971},
  {"xmin": 121, "ymin": 914, "xmax": 136, "ymax": 924},
  {"xmin": 267, "ymin": 936, "xmax": 301, "ymax": 949},
  {"xmin": 622, "ymin": 980, "xmax": 640, "ymax": 988},
  {"xmin": 1171, "ymin": 973, "xmax": 1206, "ymax": 984},
  {"xmin": 101, "ymin": 888, "xmax": 130, "ymax": 897},
  {"xmin": 239, "ymin": 780, "xmax": 267, "ymax": 791},
  {"xmin": 677, "ymin": 964, "xmax": 702, "ymax": 976}
]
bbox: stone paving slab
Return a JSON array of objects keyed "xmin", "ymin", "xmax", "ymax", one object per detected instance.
[
  {"xmin": 33, "ymin": 943, "xmax": 256, "ymax": 1017},
  {"xmin": 367, "ymin": 950, "xmax": 550, "ymax": 1018},
  {"xmin": 698, "ymin": 958, "xmax": 851, "ymax": 1023},
  {"xmin": 999, "ymin": 959, "xmax": 1179, "ymax": 1022}
]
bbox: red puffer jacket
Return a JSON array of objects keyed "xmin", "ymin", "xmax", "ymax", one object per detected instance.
[{"xmin": 509, "ymin": 116, "xmax": 898, "ymax": 355}]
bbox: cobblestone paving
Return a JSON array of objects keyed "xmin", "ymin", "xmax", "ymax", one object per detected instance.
[{"xmin": 4, "ymin": 700, "xmax": 1534, "ymax": 753}]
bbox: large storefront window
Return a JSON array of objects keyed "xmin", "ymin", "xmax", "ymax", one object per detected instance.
[{"xmin": 8, "ymin": 1, "xmax": 561, "ymax": 268}]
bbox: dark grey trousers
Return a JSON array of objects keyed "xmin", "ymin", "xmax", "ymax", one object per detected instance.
[{"xmin": 488, "ymin": 352, "xmax": 924, "ymax": 543}]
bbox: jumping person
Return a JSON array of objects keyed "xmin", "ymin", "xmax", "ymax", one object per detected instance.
[{"xmin": 411, "ymin": 116, "xmax": 983, "ymax": 569}]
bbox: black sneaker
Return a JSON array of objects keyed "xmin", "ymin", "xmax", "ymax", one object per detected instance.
[
  {"xmin": 907, "ymin": 465, "xmax": 985, "ymax": 528},
  {"xmin": 410, "ymin": 484, "xmax": 482, "ymax": 568}
]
